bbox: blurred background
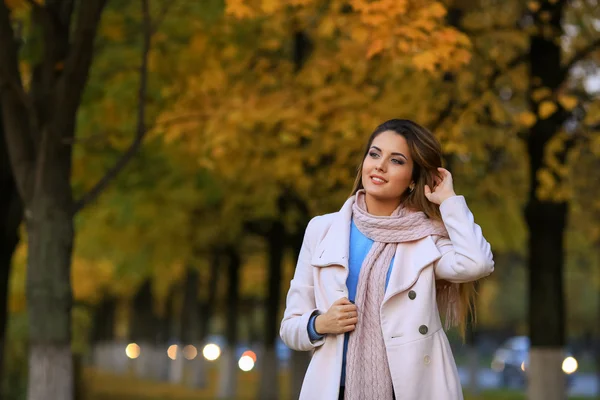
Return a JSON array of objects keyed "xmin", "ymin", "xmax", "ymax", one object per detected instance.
[{"xmin": 0, "ymin": 0, "xmax": 599, "ymax": 399}]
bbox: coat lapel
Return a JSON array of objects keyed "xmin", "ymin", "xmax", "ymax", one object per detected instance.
[
  {"xmin": 311, "ymin": 197, "xmax": 354, "ymax": 269},
  {"xmin": 383, "ymin": 237, "xmax": 442, "ymax": 304}
]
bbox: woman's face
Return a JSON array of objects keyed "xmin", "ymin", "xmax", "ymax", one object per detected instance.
[{"xmin": 361, "ymin": 130, "xmax": 414, "ymax": 202}]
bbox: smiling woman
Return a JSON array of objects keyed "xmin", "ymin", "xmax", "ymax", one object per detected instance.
[{"xmin": 280, "ymin": 119, "xmax": 495, "ymax": 400}]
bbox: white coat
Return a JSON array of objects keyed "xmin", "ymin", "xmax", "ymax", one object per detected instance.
[{"xmin": 280, "ymin": 195, "xmax": 494, "ymax": 400}]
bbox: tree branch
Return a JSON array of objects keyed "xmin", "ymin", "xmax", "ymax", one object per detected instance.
[
  {"xmin": 561, "ymin": 38, "xmax": 600, "ymax": 78},
  {"xmin": 430, "ymin": 52, "xmax": 528, "ymax": 133},
  {"xmin": 74, "ymin": 0, "xmax": 153, "ymax": 213},
  {"xmin": 0, "ymin": 1, "xmax": 36, "ymax": 202},
  {"xmin": 151, "ymin": 0, "xmax": 175, "ymax": 35},
  {"xmin": 56, "ymin": 0, "xmax": 108, "ymax": 122}
]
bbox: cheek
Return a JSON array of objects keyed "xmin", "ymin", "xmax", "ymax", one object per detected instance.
[
  {"xmin": 390, "ymin": 168, "xmax": 412, "ymax": 185},
  {"xmin": 361, "ymin": 159, "xmax": 372, "ymax": 176}
]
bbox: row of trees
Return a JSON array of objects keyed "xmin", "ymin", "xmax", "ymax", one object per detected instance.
[{"xmin": 1, "ymin": 0, "xmax": 599, "ymax": 399}]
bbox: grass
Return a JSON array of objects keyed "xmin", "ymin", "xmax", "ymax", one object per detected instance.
[{"xmin": 83, "ymin": 367, "xmax": 591, "ymax": 400}]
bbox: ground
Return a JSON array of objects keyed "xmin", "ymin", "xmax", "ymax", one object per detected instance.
[{"xmin": 83, "ymin": 367, "xmax": 589, "ymax": 400}]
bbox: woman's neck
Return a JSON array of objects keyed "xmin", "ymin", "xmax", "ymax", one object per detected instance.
[{"xmin": 364, "ymin": 193, "xmax": 402, "ymax": 216}]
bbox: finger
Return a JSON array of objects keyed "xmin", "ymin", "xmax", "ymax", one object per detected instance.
[
  {"xmin": 339, "ymin": 304, "xmax": 357, "ymax": 312},
  {"xmin": 334, "ymin": 297, "xmax": 351, "ymax": 305},
  {"xmin": 339, "ymin": 311, "xmax": 358, "ymax": 319},
  {"xmin": 424, "ymin": 185, "xmax": 432, "ymax": 199},
  {"xmin": 438, "ymin": 168, "xmax": 452, "ymax": 182},
  {"xmin": 342, "ymin": 317, "xmax": 358, "ymax": 326},
  {"xmin": 343, "ymin": 324, "xmax": 356, "ymax": 332}
]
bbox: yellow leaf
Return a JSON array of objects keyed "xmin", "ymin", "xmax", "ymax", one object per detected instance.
[
  {"xmin": 558, "ymin": 95, "xmax": 578, "ymax": 111},
  {"xmin": 261, "ymin": 0, "xmax": 280, "ymax": 14},
  {"xmin": 518, "ymin": 111, "xmax": 537, "ymax": 127},
  {"xmin": 412, "ymin": 51, "xmax": 438, "ymax": 72},
  {"xmin": 538, "ymin": 101, "xmax": 557, "ymax": 119},
  {"xmin": 532, "ymin": 87, "xmax": 552, "ymax": 102},
  {"xmin": 527, "ymin": 1, "xmax": 540, "ymax": 12},
  {"xmin": 366, "ymin": 39, "xmax": 384, "ymax": 59}
]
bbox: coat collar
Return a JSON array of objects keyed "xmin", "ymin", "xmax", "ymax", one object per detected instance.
[{"xmin": 311, "ymin": 195, "xmax": 443, "ymax": 301}]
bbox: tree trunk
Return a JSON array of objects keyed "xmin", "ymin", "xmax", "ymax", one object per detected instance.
[
  {"xmin": 90, "ymin": 296, "xmax": 117, "ymax": 372},
  {"xmin": 181, "ymin": 269, "xmax": 200, "ymax": 345},
  {"xmin": 26, "ymin": 190, "xmax": 75, "ymax": 400},
  {"xmin": 130, "ymin": 280, "xmax": 164, "ymax": 380},
  {"xmin": 0, "ymin": 116, "xmax": 23, "ymax": 394},
  {"xmin": 525, "ymin": 3, "xmax": 569, "ymax": 399},
  {"xmin": 218, "ymin": 247, "xmax": 240, "ymax": 399},
  {"xmin": 91, "ymin": 296, "xmax": 117, "ymax": 344},
  {"xmin": 595, "ymin": 272, "xmax": 600, "ymax": 398},
  {"xmin": 190, "ymin": 250, "xmax": 220, "ymax": 389},
  {"xmin": 176, "ymin": 268, "xmax": 199, "ymax": 385},
  {"xmin": 258, "ymin": 222, "xmax": 285, "ymax": 400}
]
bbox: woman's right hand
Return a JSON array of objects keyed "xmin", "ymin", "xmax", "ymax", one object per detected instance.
[{"xmin": 315, "ymin": 297, "xmax": 358, "ymax": 335}]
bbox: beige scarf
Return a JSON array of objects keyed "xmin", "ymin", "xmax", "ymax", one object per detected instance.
[{"xmin": 344, "ymin": 190, "xmax": 449, "ymax": 400}]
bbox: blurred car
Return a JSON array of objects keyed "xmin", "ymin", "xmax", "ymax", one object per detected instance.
[{"xmin": 491, "ymin": 336, "xmax": 578, "ymax": 389}]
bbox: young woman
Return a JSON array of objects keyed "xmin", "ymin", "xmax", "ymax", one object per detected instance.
[{"xmin": 280, "ymin": 119, "xmax": 494, "ymax": 400}]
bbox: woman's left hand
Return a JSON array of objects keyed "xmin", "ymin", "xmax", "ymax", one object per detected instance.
[{"xmin": 424, "ymin": 167, "xmax": 457, "ymax": 205}]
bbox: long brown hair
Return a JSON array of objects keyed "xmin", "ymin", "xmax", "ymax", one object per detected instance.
[{"xmin": 351, "ymin": 119, "xmax": 476, "ymax": 338}]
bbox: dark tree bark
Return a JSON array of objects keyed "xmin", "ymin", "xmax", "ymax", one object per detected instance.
[
  {"xmin": 91, "ymin": 296, "xmax": 117, "ymax": 344},
  {"xmin": 130, "ymin": 280, "xmax": 162, "ymax": 344},
  {"xmin": 258, "ymin": 221, "xmax": 285, "ymax": 400},
  {"xmin": 524, "ymin": 2, "xmax": 571, "ymax": 399},
  {"xmin": 0, "ymin": 115, "xmax": 23, "ymax": 395},
  {"xmin": 180, "ymin": 268, "xmax": 200, "ymax": 345},
  {"xmin": 218, "ymin": 247, "xmax": 241, "ymax": 399},
  {"xmin": 199, "ymin": 250, "xmax": 220, "ymax": 342},
  {"xmin": 186, "ymin": 250, "xmax": 220, "ymax": 389}
]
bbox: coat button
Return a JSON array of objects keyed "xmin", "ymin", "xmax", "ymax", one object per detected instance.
[
  {"xmin": 419, "ymin": 325, "xmax": 428, "ymax": 335},
  {"xmin": 424, "ymin": 355, "xmax": 431, "ymax": 365},
  {"xmin": 408, "ymin": 290, "xmax": 416, "ymax": 300}
]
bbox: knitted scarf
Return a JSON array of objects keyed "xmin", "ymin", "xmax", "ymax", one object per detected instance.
[{"xmin": 344, "ymin": 190, "xmax": 449, "ymax": 400}]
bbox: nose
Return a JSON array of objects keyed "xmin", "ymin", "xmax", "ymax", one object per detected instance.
[{"xmin": 375, "ymin": 160, "xmax": 385, "ymax": 172}]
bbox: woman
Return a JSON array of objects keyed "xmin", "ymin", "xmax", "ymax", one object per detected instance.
[{"xmin": 280, "ymin": 119, "xmax": 494, "ymax": 400}]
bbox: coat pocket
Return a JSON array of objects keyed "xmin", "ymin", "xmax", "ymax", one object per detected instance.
[{"xmin": 385, "ymin": 329, "xmax": 463, "ymax": 400}]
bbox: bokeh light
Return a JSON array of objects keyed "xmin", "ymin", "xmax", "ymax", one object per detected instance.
[
  {"xmin": 562, "ymin": 357, "xmax": 578, "ymax": 374},
  {"xmin": 167, "ymin": 344, "xmax": 178, "ymax": 360},
  {"xmin": 242, "ymin": 350, "xmax": 257, "ymax": 362},
  {"xmin": 125, "ymin": 343, "xmax": 140, "ymax": 359},
  {"xmin": 183, "ymin": 345, "xmax": 198, "ymax": 360},
  {"xmin": 202, "ymin": 343, "xmax": 221, "ymax": 361},
  {"xmin": 238, "ymin": 355, "xmax": 254, "ymax": 371}
]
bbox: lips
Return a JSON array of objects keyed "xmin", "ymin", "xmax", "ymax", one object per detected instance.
[{"xmin": 370, "ymin": 174, "xmax": 387, "ymax": 184}]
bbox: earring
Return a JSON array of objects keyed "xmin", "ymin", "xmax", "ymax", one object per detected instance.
[{"xmin": 408, "ymin": 183, "xmax": 415, "ymax": 193}]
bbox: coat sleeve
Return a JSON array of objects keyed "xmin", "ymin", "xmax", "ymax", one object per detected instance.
[
  {"xmin": 432, "ymin": 196, "xmax": 495, "ymax": 283},
  {"xmin": 280, "ymin": 216, "xmax": 326, "ymax": 351}
]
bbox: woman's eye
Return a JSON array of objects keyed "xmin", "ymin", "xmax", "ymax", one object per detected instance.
[
  {"xmin": 392, "ymin": 159, "xmax": 405, "ymax": 165},
  {"xmin": 369, "ymin": 151, "xmax": 379, "ymax": 158}
]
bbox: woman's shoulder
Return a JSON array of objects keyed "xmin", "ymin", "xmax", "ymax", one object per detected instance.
[
  {"xmin": 306, "ymin": 212, "xmax": 337, "ymax": 233},
  {"xmin": 302, "ymin": 212, "xmax": 338, "ymax": 251}
]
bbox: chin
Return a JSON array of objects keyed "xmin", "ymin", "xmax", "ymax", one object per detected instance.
[{"xmin": 364, "ymin": 186, "xmax": 401, "ymax": 201}]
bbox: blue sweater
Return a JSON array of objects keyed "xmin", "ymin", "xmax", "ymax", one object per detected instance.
[{"xmin": 307, "ymin": 219, "xmax": 395, "ymax": 386}]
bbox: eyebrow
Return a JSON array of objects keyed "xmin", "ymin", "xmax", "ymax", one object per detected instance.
[{"xmin": 370, "ymin": 146, "xmax": 408, "ymax": 161}]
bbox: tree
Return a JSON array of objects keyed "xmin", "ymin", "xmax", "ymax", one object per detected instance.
[
  {"xmin": 431, "ymin": 2, "xmax": 600, "ymax": 398},
  {"xmin": 0, "ymin": 0, "xmax": 154, "ymax": 398},
  {"xmin": 0, "ymin": 113, "xmax": 23, "ymax": 393}
]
